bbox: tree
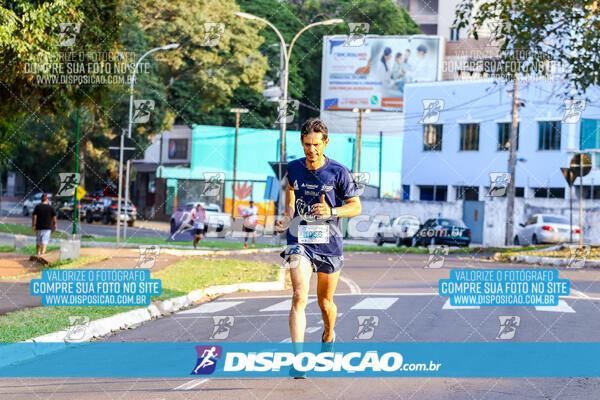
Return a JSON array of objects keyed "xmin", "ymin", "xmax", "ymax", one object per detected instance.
[
  {"xmin": 136, "ymin": 0, "xmax": 269, "ymax": 125},
  {"xmin": 454, "ymin": 0, "xmax": 600, "ymax": 245}
]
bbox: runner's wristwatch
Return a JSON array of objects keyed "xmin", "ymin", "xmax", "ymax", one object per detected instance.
[{"xmin": 330, "ymin": 207, "xmax": 338, "ymax": 218}]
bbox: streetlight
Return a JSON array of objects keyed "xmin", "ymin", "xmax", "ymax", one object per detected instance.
[
  {"xmin": 234, "ymin": 12, "xmax": 342, "ymax": 164},
  {"xmin": 229, "ymin": 108, "xmax": 249, "ymax": 217},
  {"xmin": 352, "ymin": 108, "xmax": 370, "ymax": 173},
  {"xmin": 234, "ymin": 12, "xmax": 342, "ymax": 225},
  {"xmin": 118, "ymin": 43, "xmax": 180, "ymax": 247}
]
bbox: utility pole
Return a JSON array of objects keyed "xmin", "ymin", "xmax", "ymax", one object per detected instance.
[
  {"xmin": 352, "ymin": 108, "xmax": 370, "ymax": 173},
  {"xmin": 230, "ymin": 108, "xmax": 248, "ymax": 216},
  {"xmin": 505, "ymin": 75, "xmax": 520, "ymax": 246},
  {"xmin": 72, "ymin": 107, "xmax": 80, "ymax": 239}
]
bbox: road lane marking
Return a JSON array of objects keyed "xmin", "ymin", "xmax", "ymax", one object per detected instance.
[
  {"xmin": 174, "ymin": 312, "xmax": 327, "ymax": 319},
  {"xmin": 173, "ymin": 378, "xmax": 209, "ymax": 390},
  {"xmin": 260, "ymin": 299, "xmax": 316, "ymax": 312},
  {"xmin": 339, "ymin": 275, "xmax": 361, "ymax": 294},
  {"xmin": 350, "ymin": 297, "xmax": 398, "ymax": 310},
  {"xmin": 177, "ymin": 301, "xmax": 244, "ymax": 314},
  {"xmin": 536, "ymin": 300, "xmax": 576, "ymax": 313},
  {"xmin": 571, "ymin": 289, "xmax": 590, "ymax": 299},
  {"xmin": 442, "ymin": 299, "xmax": 480, "ymax": 310}
]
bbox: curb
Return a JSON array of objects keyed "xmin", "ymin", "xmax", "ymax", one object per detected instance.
[
  {"xmin": 27, "ymin": 269, "xmax": 286, "ymax": 343},
  {"xmin": 506, "ymin": 254, "xmax": 600, "ymax": 268},
  {"xmin": 160, "ymin": 247, "xmax": 283, "ymax": 257}
]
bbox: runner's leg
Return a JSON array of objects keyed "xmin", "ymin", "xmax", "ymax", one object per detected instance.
[
  {"xmin": 289, "ymin": 254, "xmax": 312, "ymax": 343},
  {"xmin": 317, "ymin": 270, "xmax": 341, "ymax": 342}
]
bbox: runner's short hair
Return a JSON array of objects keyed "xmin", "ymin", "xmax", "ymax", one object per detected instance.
[{"xmin": 301, "ymin": 118, "xmax": 328, "ymax": 141}]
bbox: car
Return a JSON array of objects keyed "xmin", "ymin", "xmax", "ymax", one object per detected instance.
[
  {"xmin": 514, "ymin": 214, "xmax": 580, "ymax": 245},
  {"xmin": 57, "ymin": 197, "xmax": 94, "ymax": 220},
  {"xmin": 411, "ymin": 218, "xmax": 471, "ymax": 247},
  {"xmin": 85, "ymin": 197, "xmax": 137, "ymax": 226},
  {"xmin": 170, "ymin": 202, "xmax": 232, "ymax": 240},
  {"xmin": 374, "ymin": 215, "xmax": 421, "ymax": 246},
  {"xmin": 22, "ymin": 192, "xmax": 53, "ymax": 216}
]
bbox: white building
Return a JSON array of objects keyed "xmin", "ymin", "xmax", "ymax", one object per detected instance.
[{"xmin": 400, "ymin": 78, "xmax": 600, "ymax": 245}]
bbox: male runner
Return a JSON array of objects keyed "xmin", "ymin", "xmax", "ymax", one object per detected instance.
[{"xmin": 276, "ymin": 118, "xmax": 362, "ymax": 374}]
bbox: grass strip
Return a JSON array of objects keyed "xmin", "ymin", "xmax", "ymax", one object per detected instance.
[
  {"xmin": 0, "ymin": 245, "xmax": 60, "ymax": 255},
  {"xmin": 0, "ymin": 224, "xmax": 67, "ymax": 239},
  {"xmin": 81, "ymin": 236, "xmax": 279, "ymax": 249},
  {"xmin": 0, "ymin": 257, "xmax": 279, "ymax": 342},
  {"xmin": 343, "ymin": 244, "xmax": 551, "ymax": 254}
]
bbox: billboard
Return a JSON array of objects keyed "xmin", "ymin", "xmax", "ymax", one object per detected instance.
[{"xmin": 321, "ymin": 35, "xmax": 443, "ymax": 112}]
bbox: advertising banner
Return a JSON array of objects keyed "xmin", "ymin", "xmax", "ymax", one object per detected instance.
[{"xmin": 321, "ymin": 35, "xmax": 442, "ymax": 112}]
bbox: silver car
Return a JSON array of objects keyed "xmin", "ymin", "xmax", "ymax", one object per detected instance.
[
  {"xmin": 514, "ymin": 214, "xmax": 580, "ymax": 245},
  {"xmin": 374, "ymin": 215, "xmax": 421, "ymax": 246},
  {"xmin": 22, "ymin": 192, "xmax": 53, "ymax": 216}
]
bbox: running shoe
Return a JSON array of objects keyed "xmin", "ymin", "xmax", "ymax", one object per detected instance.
[{"xmin": 321, "ymin": 330, "xmax": 336, "ymax": 353}]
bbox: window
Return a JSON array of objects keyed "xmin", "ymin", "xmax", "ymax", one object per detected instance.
[
  {"xmin": 515, "ymin": 187, "xmax": 524, "ymax": 197},
  {"xmin": 168, "ymin": 139, "xmax": 188, "ymax": 159},
  {"xmin": 419, "ymin": 185, "xmax": 447, "ymax": 201},
  {"xmin": 497, "ymin": 123, "xmax": 519, "ymax": 150},
  {"xmin": 483, "ymin": 186, "xmax": 524, "ymax": 197},
  {"xmin": 456, "ymin": 186, "xmax": 479, "ymax": 200},
  {"xmin": 460, "ymin": 123, "xmax": 480, "ymax": 151},
  {"xmin": 575, "ymin": 185, "xmax": 600, "ymax": 199},
  {"xmin": 525, "ymin": 216, "xmax": 538, "ymax": 226},
  {"xmin": 538, "ymin": 121, "xmax": 561, "ymax": 150},
  {"xmin": 534, "ymin": 187, "xmax": 565, "ymax": 199},
  {"xmin": 450, "ymin": 28, "xmax": 460, "ymax": 41},
  {"xmin": 147, "ymin": 173, "xmax": 156, "ymax": 194},
  {"xmin": 423, "ymin": 124, "xmax": 442, "ymax": 151},
  {"xmin": 402, "ymin": 185, "xmax": 410, "ymax": 200},
  {"xmin": 580, "ymin": 119, "xmax": 600, "ymax": 150}
]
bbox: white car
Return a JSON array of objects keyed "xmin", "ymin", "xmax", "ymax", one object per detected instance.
[
  {"xmin": 374, "ymin": 215, "xmax": 421, "ymax": 246},
  {"xmin": 22, "ymin": 192, "xmax": 53, "ymax": 216},
  {"xmin": 514, "ymin": 214, "xmax": 580, "ymax": 245},
  {"xmin": 185, "ymin": 202, "xmax": 232, "ymax": 233}
]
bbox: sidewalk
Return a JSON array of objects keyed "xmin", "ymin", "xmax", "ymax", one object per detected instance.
[{"xmin": 0, "ymin": 247, "xmax": 180, "ymax": 315}]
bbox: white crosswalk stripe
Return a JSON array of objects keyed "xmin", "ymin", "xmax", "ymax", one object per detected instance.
[
  {"xmin": 260, "ymin": 298, "xmax": 317, "ymax": 312},
  {"xmin": 177, "ymin": 301, "xmax": 244, "ymax": 314},
  {"xmin": 536, "ymin": 300, "xmax": 576, "ymax": 313},
  {"xmin": 350, "ymin": 297, "xmax": 398, "ymax": 310}
]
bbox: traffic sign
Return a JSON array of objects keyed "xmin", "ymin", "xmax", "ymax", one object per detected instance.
[
  {"xmin": 109, "ymin": 136, "xmax": 136, "ymax": 161},
  {"xmin": 561, "ymin": 168, "xmax": 577, "ymax": 187},
  {"xmin": 570, "ymin": 153, "xmax": 592, "ymax": 177},
  {"xmin": 269, "ymin": 161, "xmax": 288, "ymax": 181}
]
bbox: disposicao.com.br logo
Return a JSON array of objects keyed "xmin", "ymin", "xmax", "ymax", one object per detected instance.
[{"xmin": 190, "ymin": 345, "xmax": 442, "ymax": 376}]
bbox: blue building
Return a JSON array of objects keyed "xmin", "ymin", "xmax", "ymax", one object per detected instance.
[{"xmin": 133, "ymin": 124, "xmax": 402, "ymax": 220}]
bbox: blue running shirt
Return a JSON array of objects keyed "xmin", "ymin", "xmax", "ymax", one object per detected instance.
[{"xmin": 286, "ymin": 156, "xmax": 360, "ymax": 256}]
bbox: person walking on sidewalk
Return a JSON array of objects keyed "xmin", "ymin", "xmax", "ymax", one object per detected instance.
[
  {"xmin": 275, "ymin": 118, "xmax": 362, "ymax": 377},
  {"xmin": 242, "ymin": 200, "xmax": 258, "ymax": 248},
  {"xmin": 190, "ymin": 203, "xmax": 206, "ymax": 249},
  {"xmin": 32, "ymin": 193, "xmax": 56, "ymax": 255}
]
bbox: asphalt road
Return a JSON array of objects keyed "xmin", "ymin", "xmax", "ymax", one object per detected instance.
[{"xmin": 3, "ymin": 252, "xmax": 600, "ymax": 399}]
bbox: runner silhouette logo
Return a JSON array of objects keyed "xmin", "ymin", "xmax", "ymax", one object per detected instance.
[{"xmin": 191, "ymin": 345, "xmax": 223, "ymax": 375}]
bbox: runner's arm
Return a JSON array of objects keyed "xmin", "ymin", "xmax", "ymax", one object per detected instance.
[
  {"xmin": 285, "ymin": 184, "xmax": 295, "ymax": 218},
  {"xmin": 334, "ymin": 196, "xmax": 361, "ymax": 218}
]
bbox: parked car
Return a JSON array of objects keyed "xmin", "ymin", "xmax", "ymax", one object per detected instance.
[
  {"xmin": 86, "ymin": 197, "xmax": 136, "ymax": 226},
  {"xmin": 22, "ymin": 192, "xmax": 53, "ymax": 216},
  {"xmin": 374, "ymin": 215, "xmax": 421, "ymax": 246},
  {"xmin": 170, "ymin": 202, "xmax": 232, "ymax": 240},
  {"xmin": 411, "ymin": 218, "xmax": 471, "ymax": 247},
  {"xmin": 514, "ymin": 214, "xmax": 580, "ymax": 245},
  {"xmin": 57, "ymin": 197, "xmax": 94, "ymax": 220}
]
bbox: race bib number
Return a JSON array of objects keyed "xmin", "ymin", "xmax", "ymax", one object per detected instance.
[{"xmin": 298, "ymin": 224, "xmax": 329, "ymax": 244}]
